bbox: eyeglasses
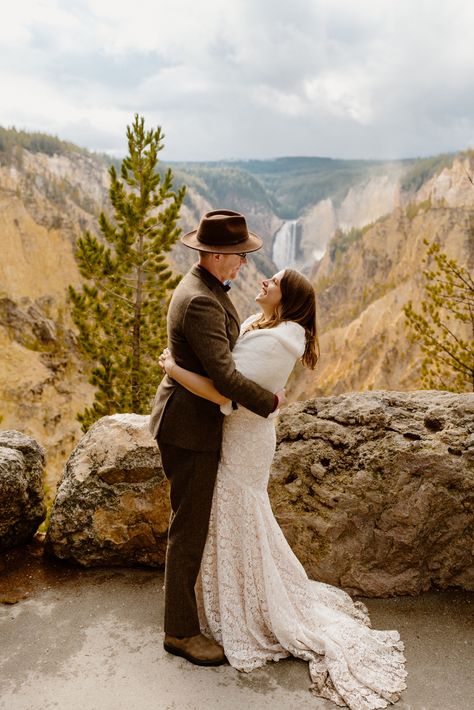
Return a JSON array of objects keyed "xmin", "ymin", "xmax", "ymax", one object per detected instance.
[{"xmin": 235, "ymin": 252, "xmax": 248, "ymax": 260}]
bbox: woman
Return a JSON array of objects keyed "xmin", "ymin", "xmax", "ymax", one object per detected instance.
[{"xmin": 159, "ymin": 269, "xmax": 407, "ymax": 710}]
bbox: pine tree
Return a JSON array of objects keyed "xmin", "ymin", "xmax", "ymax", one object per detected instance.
[
  {"xmin": 69, "ymin": 115, "xmax": 186, "ymax": 431},
  {"xmin": 403, "ymin": 238, "xmax": 474, "ymax": 392}
]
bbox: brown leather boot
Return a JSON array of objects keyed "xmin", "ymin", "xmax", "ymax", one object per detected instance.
[{"xmin": 164, "ymin": 633, "xmax": 226, "ymax": 666}]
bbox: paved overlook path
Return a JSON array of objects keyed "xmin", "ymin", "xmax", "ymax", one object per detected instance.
[{"xmin": 0, "ymin": 545, "xmax": 473, "ymax": 710}]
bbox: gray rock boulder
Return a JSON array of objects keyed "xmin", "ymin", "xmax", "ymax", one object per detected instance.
[
  {"xmin": 0, "ymin": 431, "xmax": 46, "ymax": 550},
  {"xmin": 45, "ymin": 414, "xmax": 169, "ymax": 567},
  {"xmin": 269, "ymin": 390, "xmax": 474, "ymax": 596}
]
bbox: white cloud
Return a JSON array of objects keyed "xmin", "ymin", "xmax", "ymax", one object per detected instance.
[
  {"xmin": 304, "ymin": 70, "xmax": 375, "ymax": 124},
  {"xmin": 1, "ymin": 0, "xmax": 474, "ymax": 159},
  {"xmin": 252, "ymin": 86, "xmax": 307, "ymax": 118}
]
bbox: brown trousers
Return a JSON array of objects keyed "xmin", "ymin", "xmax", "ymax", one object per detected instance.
[{"xmin": 158, "ymin": 440, "xmax": 220, "ymax": 637}]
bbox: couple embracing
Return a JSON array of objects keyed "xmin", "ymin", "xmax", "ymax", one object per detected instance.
[{"xmin": 149, "ymin": 210, "xmax": 407, "ymax": 710}]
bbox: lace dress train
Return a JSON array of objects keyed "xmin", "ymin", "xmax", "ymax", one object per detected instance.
[{"xmin": 196, "ymin": 407, "xmax": 407, "ymax": 710}]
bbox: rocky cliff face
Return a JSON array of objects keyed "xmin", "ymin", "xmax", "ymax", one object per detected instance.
[
  {"xmin": 0, "ymin": 147, "xmax": 274, "ymax": 489},
  {"xmin": 1, "ymin": 138, "xmax": 472, "ymax": 493},
  {"xmin": 0, "ymin": 151, "xmax": 110, "ymax": 491},
  {"xmin": 289, "ymin": 155, "xmax": 474, "ymax": 402},
  {"xmin": 298, "ymin": 169, "xmax": 405, "ymax": 265}
]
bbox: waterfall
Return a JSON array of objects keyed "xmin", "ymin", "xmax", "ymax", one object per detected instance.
[{"xmin": 272, "ymin": 220, "xmax": 298, "ymax": 269}]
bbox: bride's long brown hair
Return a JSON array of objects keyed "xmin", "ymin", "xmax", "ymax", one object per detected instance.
[{"xmin": 246, "ymin": 269, "xmax": 319, "ymax": 369}]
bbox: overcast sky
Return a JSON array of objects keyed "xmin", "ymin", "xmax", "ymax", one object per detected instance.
[{"xmin": 1, "ymin": 0, "xmax": 474, "ymax": 161}]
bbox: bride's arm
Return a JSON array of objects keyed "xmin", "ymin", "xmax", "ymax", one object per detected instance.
[{"xmin": 159, "ymin": 349, "xmax": 230, "ymax": 406}]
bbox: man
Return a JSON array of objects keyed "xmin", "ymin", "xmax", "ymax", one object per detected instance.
[{"xmin": 149, "ymin": 209, "xmax": 282, "ymax": 666}]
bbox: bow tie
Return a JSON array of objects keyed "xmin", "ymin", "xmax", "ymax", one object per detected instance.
[{"xmin": 223, "ymin": 280, "xmax": 232, "ymax": 292}]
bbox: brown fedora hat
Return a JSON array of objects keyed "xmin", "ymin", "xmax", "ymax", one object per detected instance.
[{"xmin": 181, "ymin": 209, "xmax": 263, "ymax": 253}]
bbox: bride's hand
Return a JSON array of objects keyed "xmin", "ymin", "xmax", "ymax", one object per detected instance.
[
  {"xmin": 275, "ymin": 388, "xmax": 286, "ymax": 407},
  {"xmin": 159, "ymin": 348, "xmax": 176, "ymax": 377}
]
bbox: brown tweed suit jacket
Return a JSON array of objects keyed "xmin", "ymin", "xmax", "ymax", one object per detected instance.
[{"xmin": 149, "ymin": 264, "xmax": 275, "ymax": 451}]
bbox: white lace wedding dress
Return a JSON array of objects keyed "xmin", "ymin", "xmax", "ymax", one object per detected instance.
[{"xmin": 195, "ymin": 317, "xmax": 407, "ymax": 710}]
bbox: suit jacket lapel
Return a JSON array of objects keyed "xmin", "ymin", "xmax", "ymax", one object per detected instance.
[{"xmin": 191, "ymin": 265, "xmax": 241, "ymax": 332}]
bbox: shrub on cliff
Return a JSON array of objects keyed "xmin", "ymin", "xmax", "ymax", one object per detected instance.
[{"xmin": 403, "ymin": 239, "xmax": 474, "ymax": 392}]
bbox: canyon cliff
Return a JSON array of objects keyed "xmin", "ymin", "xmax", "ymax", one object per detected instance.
[
  {"xmin": 288, "ymin": 154, "xmax": 473, "ymax": 401},
  {"xmin": 0, "ymin": 130, "xmax": 472, "ymax": 490},
  {"xmin": 0, "ymin": 137, "xmax": 278, "ymax": 489}
]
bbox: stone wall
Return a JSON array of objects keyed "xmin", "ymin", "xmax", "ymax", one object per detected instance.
[
  {"xmin": 44, "ymin": 392, "xmax": 473, "ymax": 597},
  {"xmin": 270, "ymin": 391, "xmax": 473, "ymax": 596}
]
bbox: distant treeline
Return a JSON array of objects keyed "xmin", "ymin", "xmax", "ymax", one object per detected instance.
[
  {"xmin": 399, "ymin": 154, "xmax": 456, "ymax": 193},
  {"xmin": 172, "ymin": 155, "xmax": 458, "ymax": 219},
  {"xmin": 0, "ymin": 126, "xmax": 118, "ymax": 174},
  {"xmin": 0, "ymin": 126, "xmax": 90, "ymax": 160},
  {"xmin": 171, "ymin": 156, "xmax": 404, "ymax": 219},
  {"xmin": 172, "ymin": 163, "xmax": 277, "ymax": 215},
  {"xmin": 0, "ymin": 125, "xmax": 463, "ymax": 221}
]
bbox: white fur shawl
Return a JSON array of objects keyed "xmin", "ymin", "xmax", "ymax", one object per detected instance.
[{"xmin": 220, "ymin": 314, "xmax": 305, "ymax": 415}]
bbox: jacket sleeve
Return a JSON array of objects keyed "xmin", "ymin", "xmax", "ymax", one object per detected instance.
[{"xmin": 182, "ymin": 295, "xmax": 276, "ymax": 418}]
